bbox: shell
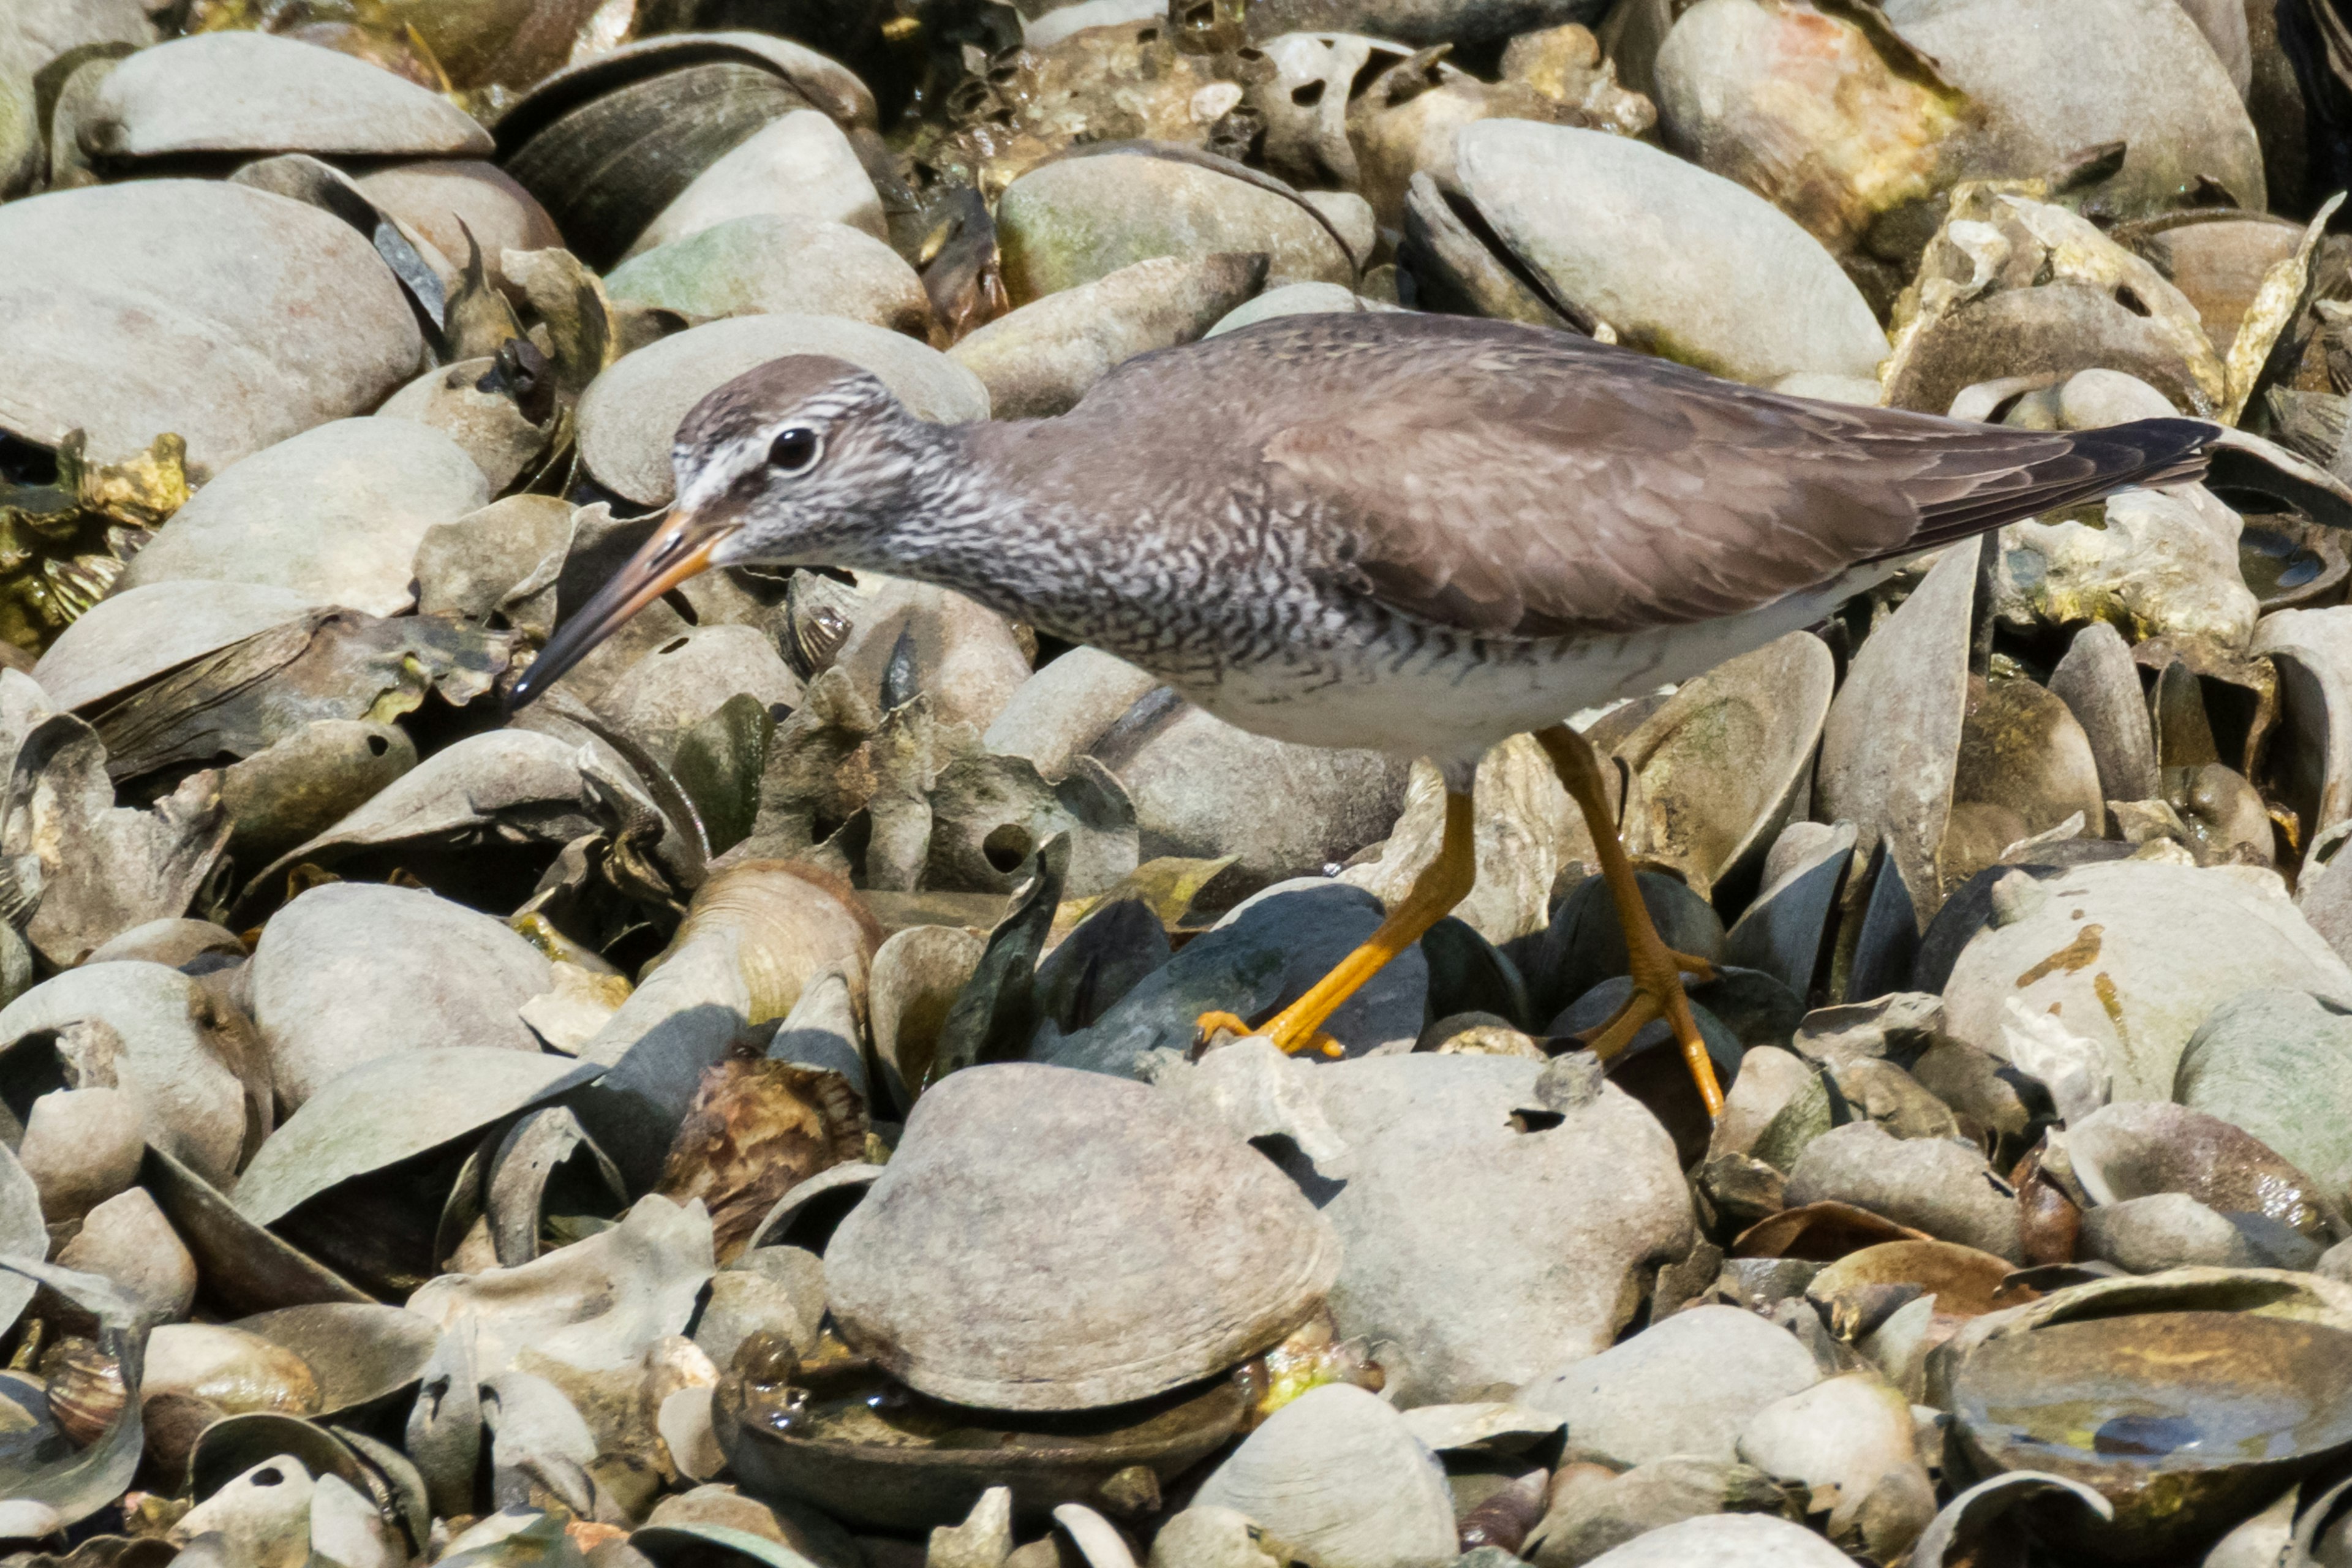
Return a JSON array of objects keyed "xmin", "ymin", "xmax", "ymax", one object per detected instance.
[
  {"xmin": 44, "ymin": 1343, "xmax": 126, "ymax": 1448},
  {"xmin": 494, "ymin": 32, "xmax": 876, "ymax": 270},
  {"xmin": 714, "ymin": 1343, "xmax": 1245, "ymax": 1532},
  {"xmin": 824, "ymin": 1061, "xmax": 1338, "ymax": 1411},
  {"xmin": 144, "ymin": 1324, "xmax": 322, "ymax": 1419}
]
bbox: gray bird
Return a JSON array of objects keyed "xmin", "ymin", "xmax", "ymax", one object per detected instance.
[{"xmin": 514, "ymin": 312, "xmax": 2346, "ymax": 1114}]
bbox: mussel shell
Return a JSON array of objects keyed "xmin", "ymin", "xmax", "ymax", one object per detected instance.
[
  {"xmin": 494, "ymin": 33, "xmax": 878, "ymax": 271},
  {"xmin": 715, "ymin": 1354, "xmax": 1244, "ymax": 1531},
  {"xmin": 504, "ymin": 63, "xmax": 810, "ymax": 270}
]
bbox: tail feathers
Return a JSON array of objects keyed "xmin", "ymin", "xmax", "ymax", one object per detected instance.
[{"xmin": 1901, "ymin": 417, "xmax": 2213, "ymax": 554}]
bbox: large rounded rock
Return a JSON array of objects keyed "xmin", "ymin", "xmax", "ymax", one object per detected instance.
[
  {"xmin": 86, "ymin": 31, "xmax": 494, "ymax": 158},
  {"xmin": 1785, "ymin": 1121, "xmax": 2024, "ymax": 1260},
  {"xmin": 0, "ymin": 181, "xmax": 425, "ymax": 470},
  {"xmin": 1880, "ymin": 0, "xmax": 2263, "ymax": 214},
  {"xmin": 950, "ymin": 252, "xmax": 1268, "ymax": 419},
  {"xmin": 576, "ymin": 315, "xmax": 989, "ymax": 507},
  {"xmin": 624, "ymin": 110, "xmax": 884, "ymax": 257},
  {"xmin": 248, "ymin": 883, "xmax": 552, "ymax": 1114},
  {"xmin": 823, "ymin": 1061, "xmax": 1339, "ymax": 1411},
  {"xmin": 603, "ymin": 216, "xmax": 927, "ymax": 333},
  {"xmin": 119, "ymin": 419, "xmax": 488, "ymax": 616},
  {"xmin": 2176, "ymin": 989, "xmax": 2352, "ymax": 1204},
  {"xmin": 996, "ymin": 153, "xmax": 1355, "ymax": 305},
  {"xmin": 1447, "ymin": 121, "xmax": 1887, "ymax": 385},
  {"xmin": 1939, "ymin": 861, "xmax": 2352, "ymax": 1101},
  {"xmin": 1280, "ymin": 1054, "xmax": 1693, "ymax": 1404},
  {"xmin": 1519, "ymin": 1304, "xmax": 1822, "ymax": 1467},
  {"xmin": 1189, "ymin": 1384, "xmax": 1457, "ymax": 1568}
]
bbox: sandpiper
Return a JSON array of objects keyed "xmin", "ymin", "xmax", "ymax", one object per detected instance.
[{"xmin": 514, "ymin": 312, "xmax": 2349, "ymax": 1115}]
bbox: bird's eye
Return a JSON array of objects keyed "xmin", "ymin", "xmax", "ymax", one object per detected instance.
[{"xmin": 768, "ymin": 427, "xmax": 822, "ymax": 475}]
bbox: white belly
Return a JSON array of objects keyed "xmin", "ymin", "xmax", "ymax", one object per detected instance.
[{"xmin": 1167, "ymin": 567, "xmax": 1893, "ymax": 766}]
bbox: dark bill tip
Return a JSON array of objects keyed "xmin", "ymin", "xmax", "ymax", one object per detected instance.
[{"xmin": 508, "ymin": 510, "xmax": 733, "ymax": 709}]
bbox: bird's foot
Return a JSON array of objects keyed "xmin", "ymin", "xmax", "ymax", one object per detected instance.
[
  {"xmin": 1194, "ymin": 1008, "xmax": 1344, "ymax": 1058},
  {"xmin": 1572, "ymin": 950, "xmax": 1724, "ymax": 1115}
]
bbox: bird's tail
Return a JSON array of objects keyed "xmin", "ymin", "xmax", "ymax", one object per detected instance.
[{"xmin": 1898, "ymin": 417, "xmax": 2352, "ymax": 557}]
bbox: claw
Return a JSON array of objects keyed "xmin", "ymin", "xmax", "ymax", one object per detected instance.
[{"xmin": 1196, "ymin": 1009, "xmax": 1255, "ymax": 1046}]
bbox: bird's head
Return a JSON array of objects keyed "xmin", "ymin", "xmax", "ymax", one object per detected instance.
[{"xmin": 511, "ymin": 355, "xmax": 952, "ymax": 706}]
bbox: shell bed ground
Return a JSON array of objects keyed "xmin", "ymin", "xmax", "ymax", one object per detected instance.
[{"xmin": 3, "ymin": 1, "xmax": 2352, "ymax": 1566}]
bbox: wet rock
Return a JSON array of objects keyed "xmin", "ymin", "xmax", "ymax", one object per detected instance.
[
  {"xmin": 576, "ymin": 314, "xmax": 989, "ymax": 507},
  {"xmin": 824, "ymin": 1061, "xmax": 1338, "ymax": 1410},
  {"xmin": 1518, "ymin": 1305, "xmax": 1821, "ymax": 1466},
  {"xmin": 2060, "ymin": 1099, "xmax": 2336, "ymax": 1250},
  {"xmin": 1446, "ymin": 120, "xmax": 1888, "ymax": 384},
  {"xmin": 624, "ymin": 110, "xmax": 886, "ymax": 258},
  {"xmin": 2175, "ymin": 989, "xmax": 2352, "ymax": 1202},
  {"xmin": 1939, "ymin": 860, "xmax": 2352, "ymax": 1101},
  {"xmin": 1784, "ymin": 1121, "xmax": 2022, "ymax": 1260},
  {"xmin": 249, "ymin": 882, "xmax": 552, "ymax": 1113},
  {"xmin": 0, "ymin": 181, "xmax": 426, "ymax": 469},
  {"xmin": 996, "ymin": 153, "xmax": 1356, "ymax": 304},
  {"xmin": 951, "ymin": 252, "xmax": 1268, "ymax": 418},
  {"xmin": 1189, "ymin": 1384, "xmax": 1456, "ymax": 1568},
  {"xmin": 605, "ymin": 216, "xmax": 928, "ymax": 333},
  {"xmin": 119, "ymin": 419, "xmax": 489, "ymax": 619}
]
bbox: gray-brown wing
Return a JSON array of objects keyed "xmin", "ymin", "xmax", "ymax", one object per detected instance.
[{"xmin": 1237, "ymin": 322, "xmax": 2209, "ymax": 638}]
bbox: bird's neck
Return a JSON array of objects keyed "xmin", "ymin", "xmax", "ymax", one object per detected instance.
[{"xmin": 866, "ymin": 420, "xmax": 1116, "ymax": 640}]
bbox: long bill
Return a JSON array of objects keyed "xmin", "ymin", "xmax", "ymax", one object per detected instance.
[{"xmin": 508, "ymin": 507, "xmax": 739, "ymax": 709}]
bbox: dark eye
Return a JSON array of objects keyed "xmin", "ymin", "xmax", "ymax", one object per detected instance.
[{"xmin": 768, "ymin": 426, "xmax": 821, "ymax": 474}]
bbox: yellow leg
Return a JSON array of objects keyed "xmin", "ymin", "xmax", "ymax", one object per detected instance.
[
  {"xmin": 1533, "ymin": 724, "xmax": 1726, "ymax": 1118},
  {"xmin": 1199, "ymin": 787, "xmax": 1478, "ymax": 1057}
]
